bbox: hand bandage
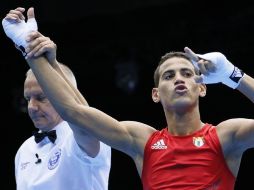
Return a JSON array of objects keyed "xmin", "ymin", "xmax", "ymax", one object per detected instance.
[
  {"xmin": 193, "ymin": 52, "xmax": 244, "ymax": 89},
  {"xmin": 2, "ymin": 17, "xmax": 37, "ymax": 55}
]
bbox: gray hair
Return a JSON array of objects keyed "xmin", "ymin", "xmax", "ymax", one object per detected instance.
[{"xmin": 26, "ymin": 63, "xmax": 77, "ymax": 88}]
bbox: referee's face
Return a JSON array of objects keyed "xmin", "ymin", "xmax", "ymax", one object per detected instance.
[{"xmin": 24, "ymin": 74, "xmax": 62, "ymax": 131}]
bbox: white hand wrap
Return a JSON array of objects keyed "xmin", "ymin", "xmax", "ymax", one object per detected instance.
[
  {"xmin": 2, "ymin": 18, "xmax": 37, "ymax": 55},
  {"xmin": 193, "ymin": 52, "xmax": 244, "ymax": 89}
]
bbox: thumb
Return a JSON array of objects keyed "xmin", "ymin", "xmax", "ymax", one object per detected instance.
[
  {"xmin": 26, "ymin": 7, "xmax": 38, "ymax": 31},
  {"xmin": 27, "ymin": 7, "xmax": 35, "ymax": 20},
  {"xmin": 194, "ymin": 75, "xmax": 203, "ymax": 84}
]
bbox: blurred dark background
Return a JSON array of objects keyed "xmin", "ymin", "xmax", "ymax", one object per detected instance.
[{"xmin": 1, "ymin": 0, "xmax": 254, "ymax": 189}]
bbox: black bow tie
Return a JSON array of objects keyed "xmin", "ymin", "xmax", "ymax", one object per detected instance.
[{"xmin": 33, "ymin": 130, "xmax": 57, "ymax": 144}]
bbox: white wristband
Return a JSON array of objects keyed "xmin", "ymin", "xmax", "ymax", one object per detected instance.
[
  {"xmin": 194, "ymin": 52, "xmax": 244, "ymax": 89},
  {"xmin": 222, "ymin": 66, "xmax": 244, "ymax": 89},
  {"xmin": 2, "ymin": 18, "xmax": 38, "ymax": 55}
]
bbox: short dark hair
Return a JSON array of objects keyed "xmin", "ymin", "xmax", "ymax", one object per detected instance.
[{"xmin": 153, "ymin": 51, "xmax": 199, "ymax": 87}]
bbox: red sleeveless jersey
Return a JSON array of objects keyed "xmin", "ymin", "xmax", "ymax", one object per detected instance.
[{"xmin": 142, "ymin": 124, "xmax": 235, "ymax": 190}]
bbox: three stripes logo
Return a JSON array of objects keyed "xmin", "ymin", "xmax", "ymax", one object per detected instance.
[
  {"xmin": 151, "ymin": 139, "xmax": 167, "ymax": 149},
  {"xmin": 229, "ymin": 66, "xmax": 244, "ymax": 83}
]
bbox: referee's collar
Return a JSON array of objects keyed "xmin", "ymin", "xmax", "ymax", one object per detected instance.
[{"xmin": 36, "ymin": 121, "xmax": 69, "ymax": 145}]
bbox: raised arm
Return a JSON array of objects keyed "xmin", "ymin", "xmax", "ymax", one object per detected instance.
[
  {"xmin": 3, "ymin": 7, "xmax": 100, "ymax": 155},
  {"xmin": 26, "ymin": 48, "xmax": 154, "ymax": 160},
  {"xmin": 185, "ymin": 47, "xmax": 254, "ymax": 176},
  {"xmin": 2, "ymin": 7, "xmax": 155, "ymax": 163},
  {"xmin": 237, "ymin": 74, "xmax": 254, "ymax": 103}
]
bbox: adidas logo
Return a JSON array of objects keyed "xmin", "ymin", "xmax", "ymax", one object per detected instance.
[
  {"xmin": 230, "ymin": 66, "xmax": 244, "ymax": 83},
  {"xmin": 151, "ymin": 139, "xmax": 167, "ymax": 149}
]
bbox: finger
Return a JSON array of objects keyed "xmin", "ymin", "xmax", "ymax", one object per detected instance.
[
  {"xmin": 184, "ymin": 47, "xmax": 200, "ymax": 62},
  {"xmin": 27, "ymin": 40, "xmax": 52, "ymax": 57},
  {"xmin": 15, "ymin": 7, "xmax": 25, "ymax": 12},
  {"xmin": 34, "ymin": 42, "xmax": 54, "ymax": 57},
  {"xmin": 8, "ymin": 9, "xmax": 25, "ymax": 20},
  {"xmin": 26, "ymin": 43, "xmax": 43, "ymax": 58},
  {"xmin": 27, "ymin": 7, "xmax": 35, "ymax": 19},
  {"xmin": 5, "ymin": 13, "xmax": 19, "ymax": 19},
  {"xmin": 26, "ymin": 31, "xmax": 43, "ymax": 42},
  {"xmin": 203, "ymin": 61, "xmax": 217, "ymax": 73},
  {"xmin": 193, "ymin": 75, "xmax": 203, "ymax": 83},
  {"xmin": 197, "ymin": 61, "xmax": 210, "ymax": 75},
  {"xmin": 26, "ymin": 36, "xmax": 46, "ymax": 53},
  {"xmin": 5, "ymin": 15, "xmax": 21, "ymax": 23}
]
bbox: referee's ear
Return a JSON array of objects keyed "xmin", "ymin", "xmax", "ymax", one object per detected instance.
[{"xmin": 152, "ymin": 88, "xmax": 160, "ymax": 103}]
